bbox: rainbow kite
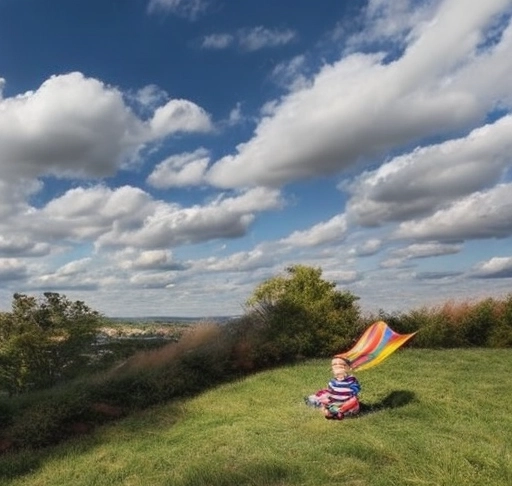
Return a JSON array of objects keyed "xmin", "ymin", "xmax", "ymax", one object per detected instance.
[{"xmin": 335, "ymin": 321, "xmax": 416, "ymax": 371}]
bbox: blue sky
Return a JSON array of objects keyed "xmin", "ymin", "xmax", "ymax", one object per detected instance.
[{"xmin": 1, "ymin": 0, "xmax": 512, "ymax": 317}]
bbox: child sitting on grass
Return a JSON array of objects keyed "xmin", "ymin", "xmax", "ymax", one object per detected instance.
[{"xmin": 305, "ymin": 357, "xmax": 361, "ymax": 420}]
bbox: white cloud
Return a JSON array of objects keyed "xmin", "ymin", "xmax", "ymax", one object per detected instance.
[
  {"xmin": 57, "ymin": 258, "xmax": 93, "ymax": 276},
  {"xmin": 134, "ymin": 84, "xmax": 169, "ymax": 109},
  {"xmin": 391, "ymin": 242, "xmax": 462, "ymax": 260},
  {"xmin": 197, "ymin": 248, "xmax": 275, "ymax": 272},
  {"xmin": 0, "ymin": 72, "xmax": 213, "ymax": 190},
  {"xmin": 202, "ymin": 33, "xmax": 234, "ymax": 49},
  {"xmin": 5, "ymin": 184, "xmax": 280, "ymax": 251},
  {"xmin": 280, "ymin": 214, "xmax": 347, "ymax": 248},
  {"xmin": 351, "ymin": 239, "xmax": 382, "ymax": 257},
  {"xmin": 0, "ymin": 259, "xmax": 27, "ymax": 281},
  {"xmin": 118, "ymin": 249, "xmax": 185, "ymax": 271},
  {"xmin": 271, "ymin": 55, "xmax": 309, "ymax": 91},
  {"xmin": 147, "ymin": 148, "xmax": 210, "ymax": 188},
  {"xmin": 207, "ymin": 1, "xmax": 512, "ymax": 188},
  {"xmin": 323, "ymin": 269, "xmax": 360, "ymax": 284},
  {"xmin": 95, "ymin": 186, "xmax": 283, "ymax": 249},
  {"xmin": 30, "ymin": 271, "xmax": 99, "ymax": 291},
  {"xmin": 0, "ymin": 73, "xmax": 144, "ymax": 181},
  {"xmin": 128, "ymin": 272, "xmax": 177, "ymax": 289},
  {"xmin": 0, "ymin": 235, "xmax": 51, "ymax": 257},
  {"xmin": 201, "ymin": 27, "xmax": 297, "ymax": 52},
  {"xmin": 147, "ymin": 0, "xmax": 209, "ymax": 19},
  {"xmin": 346, "ymin": 0, "xmax": 438, "ymax": 48},
  {"xmin": 228, "ymin": 103, "xmax": 243, "ymax": 125},
  {"xmin": 149, "ymin": 99, "xmax": 212, "ymax": 138},
  {"xmin": 471, "ymin": 256, "xmax": 512, "ymax": 278},
  {"xmin": 395, "ymin": 183, "xmax": 512, "ymax": 241},
  {"xmin": 347, "ymin": 115, "xmax": 512, "ymax": 226},
  {"xmin": 238, "ymin": 26, "xmax": 297, "ymax": 51}
]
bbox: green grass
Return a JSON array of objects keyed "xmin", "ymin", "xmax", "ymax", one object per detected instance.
[{"xmin": 1, "ymin": 349, "xmax": 511, "ymax": 486}]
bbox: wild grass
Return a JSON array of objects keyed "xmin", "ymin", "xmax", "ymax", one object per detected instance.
[
  {"xmin": 374, "ymin": 294, "xmax": 512, "ymax": 347},
  {"xmin": 1, "ymin": 348, "xmax": 511, "ymax": 486}
]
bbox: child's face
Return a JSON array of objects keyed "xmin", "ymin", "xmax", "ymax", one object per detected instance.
[{"xmin": 331, "ymin": 358, "xmax": 349, "ymax": 379}]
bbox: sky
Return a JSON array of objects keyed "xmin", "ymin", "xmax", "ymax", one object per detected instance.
[{"xmin": 0, "ymin": 0, "xmax": 512, "ymax": 318}]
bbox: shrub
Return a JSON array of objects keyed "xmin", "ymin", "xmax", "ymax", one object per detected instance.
[
  {"xmin": 488, "ymin": 294, "xmax": 512, "ymax": 347},
  {"xmin": 244, "ymin": 265, "xmax": 361, "ymax": 365}
]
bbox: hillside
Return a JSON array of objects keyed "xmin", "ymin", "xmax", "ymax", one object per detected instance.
[{"xmin": 1, "ymin": 349, "xmax": 511, "ymax": 486}]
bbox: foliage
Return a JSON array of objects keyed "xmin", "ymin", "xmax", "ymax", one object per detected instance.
[
  {"xmin": 0, "ymin": 293, "xmax": 104, "ymax": 395},
  {"xmin": 0, "ymin": 323, "xmax": 243, "ymax": 451},
  {"xmin": 371, "ymin": 293, "xmax": 512, "ymax": 348},
  {"xmin": 244, "ymin": 265, "xmax": 361, "ymax": 365}
]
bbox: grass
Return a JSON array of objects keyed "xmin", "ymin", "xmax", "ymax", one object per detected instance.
[{"xmin": 1, "ymin": 349, "xmax": 511, "ymax": 485}]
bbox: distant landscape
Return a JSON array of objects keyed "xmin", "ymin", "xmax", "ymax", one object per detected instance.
[{"xmin": 107, "ymin": 315, "xmax": 240, "ymax": 324}]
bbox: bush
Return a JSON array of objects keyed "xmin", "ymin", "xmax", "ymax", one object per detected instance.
[
  {"xmin": 244, "ymin": 265, "xmax": 361, "ymax": 366},
  {"xmin": 488, "ymin": 294, "xmax": 512, "ymax": 347}
]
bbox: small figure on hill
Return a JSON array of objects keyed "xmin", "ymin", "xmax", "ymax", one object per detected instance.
[{"xmin": 305, "ymin": 356, "xmax": 361, "ymax": 420}]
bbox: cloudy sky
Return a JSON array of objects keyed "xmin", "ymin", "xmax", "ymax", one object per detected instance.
[{"xmin": 1, "ymin": 0, "xmax": 511, "ymax": 317}]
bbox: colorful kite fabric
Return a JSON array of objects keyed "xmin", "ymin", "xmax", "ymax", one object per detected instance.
[{"xmin": 335, "ymin": 321, "xmax": 416, "ymax": 372}]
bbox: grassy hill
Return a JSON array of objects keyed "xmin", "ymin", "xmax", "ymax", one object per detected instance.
[{"xmin": 1, "ymin": 349, "xmax": 511, "ymax": 486}]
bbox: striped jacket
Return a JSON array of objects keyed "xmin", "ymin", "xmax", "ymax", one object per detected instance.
[{"xmin": 327, "ymin": 375, "xmax": 360, "ymax": 404}]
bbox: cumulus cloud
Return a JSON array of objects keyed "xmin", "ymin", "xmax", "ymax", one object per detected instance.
[
  {"xmin": 0, "ymin": 72, "xmax": 212, "ymax": 185},
  {"xmin": 94, "ymin": 186, "xmax": 283, "ymax": 249},
  {"xmin": 0, "ymin": 259, "xmax": 27, "ymax": 282},
  {"xmin": 149, "ymin": 99, "xmax": 212, "ymax": 137},
  {"xmin": 24, "ymin": 257, "xmax": 99, "ymax": 291},
  {"xmin": 471, "ymin": 256, "xmax": 512, "ymax": 278},
  {"xmin": 0, "ymin": 235, "xmax": 51, "ymax": 257},
  {"xmin": 395, "ymin": 183, "xmax": 512, "ymax": 241},
  {"xmin": 56, "ymin": 258, "xmax": 93, "ymax": 277},
  {"xmin": 147, "ymin": 148, "xmax": 210, "ymax": 188},
  {"xmin": 5, "ymin": 184, "xmax": 281, "ymax": 252},
  {"xmin": 197, "ymin": 248, "xmax": 275, "ymax": 272},
  {"xmin": 0, "ymin": 73, "xmax": 144, "ymax": 181},
  {"xmin": 207, "ymin": 1, "xmax": 512, "ymax": 188},
  {"xmin": 323, "ymin": 269, "xmax": 360, "ymax": 284},
  {"xmin": 128, "ymin": 272, "xmax": 177, "ymax": 289},
  {"xmin": 118, "ymin": 249, "xmax": 186, "ymax": 271},
  {"xmin": 347, "ymin": 115, "xmax": 512, "ymax": 226},
  {"xmin": 280, "ymin": 214, "xmax": 347, "ymax": 247},
  {"xmin": 351, "ymin": 239, "xmax": 382, "ymax": 257},
  {"xmin": 346, "ymin": 0, "xmax": 438, "ymax": 49}
]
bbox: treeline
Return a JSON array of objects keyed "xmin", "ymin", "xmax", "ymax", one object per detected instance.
[{"xmin": 0, "ymin": 265, "xmax": 511, "ymax": 452}]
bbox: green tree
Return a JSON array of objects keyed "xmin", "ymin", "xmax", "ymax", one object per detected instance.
[
  {"xmin": 245, "ymin": 265, "xmax": 361, "ymax": 365},
  {"xmin": 0, "ymin": 292, "xmax": 104, "ymax": 395}
]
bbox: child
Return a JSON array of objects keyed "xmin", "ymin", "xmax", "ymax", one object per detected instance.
[{"xmin": 305, "ymin": 357, "xmax": 361, "ymax": 420}]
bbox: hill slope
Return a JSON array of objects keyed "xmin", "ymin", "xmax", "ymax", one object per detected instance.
[{"xmin": 1, "ymin": 349, "xmax": 512, "ymax": 486}]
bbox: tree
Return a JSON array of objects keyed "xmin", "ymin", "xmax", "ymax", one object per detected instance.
[
  {"xmin": 244, "ymin": 265, "xmax": 361, "ymax": 364},
  {"xmin": 0, "ymin": 292, "xmax": 104, "ymax": 395}
]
